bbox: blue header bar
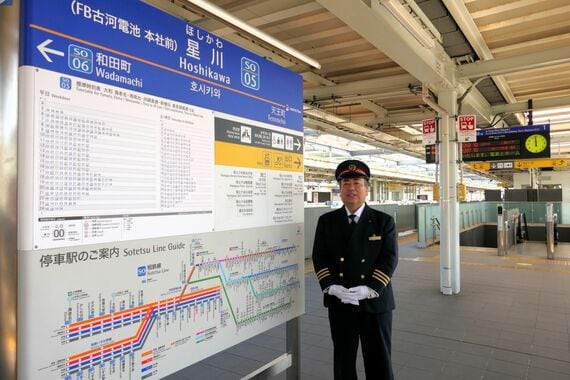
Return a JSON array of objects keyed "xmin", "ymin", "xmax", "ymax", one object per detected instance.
[
  {"xmin": 477, "ymin": 124, "xmax": 550, "ymax": 137},
  {"xmin": 21, "ymin": 0, "xmax": 303, "ymax": 131}
]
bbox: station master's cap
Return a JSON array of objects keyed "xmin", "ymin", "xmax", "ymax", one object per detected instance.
[{"xmin": 335, "ymin": 160, "xmax": 370, "ymax": 181}]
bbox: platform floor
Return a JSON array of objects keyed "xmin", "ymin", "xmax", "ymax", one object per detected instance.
[{"xmin": 167, "ymin": 238, "xmax": 570, "ymax": 379}]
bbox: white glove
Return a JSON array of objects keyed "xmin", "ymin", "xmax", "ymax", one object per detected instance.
[
  {"xmin": 340, "ymin": 296, "xmax": 360, "ymax": 306},
  {"xmin": 327, "ymin": 285, "xmax": 360, "ymax": 305},
  {"xmin": 327, "ymin": 284, "xmax": 350, "ymax": 299},
  {"xmin": 348, "ymin": 286, "xmax": 376, "ymax": 300}
]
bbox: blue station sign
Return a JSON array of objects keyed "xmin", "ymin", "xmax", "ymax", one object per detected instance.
[{"xmin": 20, "ymin": 0, "xmax": 303, "ymax": 131}]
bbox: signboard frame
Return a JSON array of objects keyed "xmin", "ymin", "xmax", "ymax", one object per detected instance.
[
  {"xmin": 17, "ymin": 1, "xmax": 306, "ymax": 379},
  {"xmin": 426, "ymin": 124, "xmax": 551, "ymax": 164}
]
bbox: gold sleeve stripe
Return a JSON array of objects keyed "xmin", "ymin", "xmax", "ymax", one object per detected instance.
[
  {"xmin": 316, "ymin": 268, "xmax": 329, "ymax": 277},
  {"xmin": 373, "ymin": 270, "xmax": 390, "ymax": 283},
  {"xmin": 317, "ymin": 270, "xmax": 331, "ymax": 279},
  {"xmin": 316, "ymin": 269, "xmax": 331, "ymax": 281},
  {"xmin": 376, "ymin": 273, "xmax": 390, "ymax": 282},
  {"xmin": 372, "ymin": 274, "xmax": 389, "ymax": 287},
  {"xmin": 374, "ymin": 270, "xmax": 390, "ymax": 283}
]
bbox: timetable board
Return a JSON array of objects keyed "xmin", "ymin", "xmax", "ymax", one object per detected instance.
[{"xmin": 17, "ymin": 1, "xmax": 305, "ymax": 379}]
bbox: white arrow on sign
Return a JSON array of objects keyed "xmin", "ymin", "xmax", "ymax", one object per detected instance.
[
  {"xmin": 294, "ymin": 138, "xmax": 302, "ymax": 151},
  {"xmin": 37, "ymin": 39, "xmax": 64, "ymax": 63}
]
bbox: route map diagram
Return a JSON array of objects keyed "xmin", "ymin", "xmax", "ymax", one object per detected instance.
[{"xmin": 19, "ymin": 224, "xmax": 304, "ymax": 379}]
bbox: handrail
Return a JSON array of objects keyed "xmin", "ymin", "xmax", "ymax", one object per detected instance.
[{"xmin": 431, "ymin": 216, "xmax": 440, "ymax": 230}]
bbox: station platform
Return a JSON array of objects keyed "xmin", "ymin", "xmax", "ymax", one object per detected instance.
[{"xmin": 167, "ymin": 237, "xmax": 570, "ymax": 379}]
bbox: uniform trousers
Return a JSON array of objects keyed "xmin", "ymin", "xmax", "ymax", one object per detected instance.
[{"xmin": 328, "ymin": 306, "xmax": 393, "ymax": 380}]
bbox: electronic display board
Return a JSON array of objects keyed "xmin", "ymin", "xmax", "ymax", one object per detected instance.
[{"xmin": 425, "ymin": 124, "xmax": 550, "ymax": 164}]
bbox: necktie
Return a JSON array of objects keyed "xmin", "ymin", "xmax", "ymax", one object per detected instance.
[{"xmin": 348, "ymin": 214, "xmax": 357, "ymax": 235}]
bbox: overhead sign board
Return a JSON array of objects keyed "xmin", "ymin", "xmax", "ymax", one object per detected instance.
[
  {"xmin": 18, "ymin": 1, "xmax": 305, "ymax": 379},
  {"xmin": 469, "ymin": 158, "xmax": 567, "ymax": 171},
  {"xmin": 426, "ymin": 124, "xmax": 550, "ymax": 163},
  {"xmin": 491, "ymin": 161, "xmax": 514, "ymax": 170},
  {"xmin": 514, "ymin": 158, "xmax": 568, "ymax": 169},
  {"xmin": 469, "ymin": 162, "xmax": 491, "ymax": 170},
  {"xmin": 469, "ymin": 162, "xmax": 514, "ymax": 170}
]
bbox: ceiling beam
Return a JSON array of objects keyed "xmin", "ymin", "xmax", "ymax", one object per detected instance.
[
  {"xmin": 491, "ymin": 95, "xmax": 570, "ymax": 114},
  {"xmin": 316, "ymin": 0, "xmax": 449, "ymax": 85},
  {"xmin": 196, "ymin": 2, "xmax": 324, "ymax": 36},
  {"xmin": 309, "ymin": 90, "xmax": 413, "ymax": 106},
  {"xmin": 366, "ymin": 110, "xmax": 436, "ymax": 126},
  {"xmin": 442, "ymin": 0, "xmax": 525, "ymax": 125},
  {"xmin": 303, "ymin": 74, "xmax": 416, "ymax": 100},
  {"xmin": 144, "ymin": 0, "xmax": 299, "ymax": 69},
  {"xmin": 316, "ymin": 0, "xmax": 493, "ymax": 124},
  {"xmin": 468, "ymin": 0, "xmax": 541, "ymax": 19},
  {"xmin": 457, "ymin": 46, "xmax": 570, "ymax": 80},
  {"xmin": 304, "ymin": 116, "xmax": 424, "ymax": 159},
  {"xmin": 359, "ymin": 100, "xmax": 388, "ymax": 117},
  {"xmin": 302, "ymin": 71, "xmax": 336, "ymax": 86},
  {"xmin": 351, "ymin": 149, "xmax": 386, "ymax": 156}
]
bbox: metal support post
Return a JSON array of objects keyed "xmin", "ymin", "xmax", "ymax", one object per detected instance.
[
  {"xmin": 286, "ymin": 318, "xmax": 300, "ymax": 380},
  {"xmin": 241, "ymin": 318, "xmax": 300, "ymax": 380},
  {"xmin": 438, "ymin": 90, "xmax": 460, "ymax": 295},
  {"xmin": 497, "ymin": 205, "xmax": 507, "ymax": 256},
  {"xmin": 0, "ymin": 2, "xmax": 20, "ymax": 380},
  {"xmin": 546, "ymin": 203, "xmax": 555, "ymax": 259}
]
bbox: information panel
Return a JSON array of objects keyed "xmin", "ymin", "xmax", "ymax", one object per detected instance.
[
  {"xmin": 19, "ymin": 226, "xmax": 303, "ymax": 380},
  {"xmin": 18, "ymin": 0, "xmax": 305, "ymax": 379},
  {"xmin": 425, "ymin": 124, "xmax": 550, "ymax": 164}
]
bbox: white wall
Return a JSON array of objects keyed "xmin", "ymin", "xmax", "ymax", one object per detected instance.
[{"xmin": 513, "ymin": 171, "xmax": 570, "ymax": 202}]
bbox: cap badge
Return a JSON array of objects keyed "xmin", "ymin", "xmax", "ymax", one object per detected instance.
[{"xmin": 348, "ymin": 164, "xmax": 356, "ymax": 172}]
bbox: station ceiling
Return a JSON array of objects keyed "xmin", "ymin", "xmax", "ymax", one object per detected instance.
[{"xmin": 152, "ymin": 0, "xmax": 570, "ymax": 188}]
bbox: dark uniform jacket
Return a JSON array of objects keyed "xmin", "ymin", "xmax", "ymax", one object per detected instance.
[{"xmin": 312, "ymin": 204, "xmax": 398, "ymax": 313}]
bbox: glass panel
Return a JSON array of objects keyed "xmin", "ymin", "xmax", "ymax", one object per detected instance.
[{"xmin": 416, "ymin": 201, "xmax": 565, "ymax": 247}]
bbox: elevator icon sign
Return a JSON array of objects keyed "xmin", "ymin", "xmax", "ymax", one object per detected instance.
[{"xmin": 241, "ymin": 57, "xmax": 260, "ymax": 90}]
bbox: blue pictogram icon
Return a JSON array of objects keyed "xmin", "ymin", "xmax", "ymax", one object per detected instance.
[
  {"xmin": 241, "ymin": 57, "xmax": 260, "ymax": 90},
  {"xmin": 60, "ymin": 77, "xmax": 72, "ymax": 90},
  {"xmin": 68, "ymin": 44, "xmax": 93, "ymax": 74}
]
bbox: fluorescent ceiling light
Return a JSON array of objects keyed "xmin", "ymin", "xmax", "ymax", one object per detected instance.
[
  {"xmin": 550, "ymin": 130, "xmax": 570, "ymax": 136},
  {"xmin": 398, "ymin": 125, "xmax": 422, "ymax": 135},
  {"xmin": 184, "ymin": 0, "xmax": 321, "ymax": 69},
  {"xmin": 304, "ymin": 108, "xmax": 346, "ymax": 123},
  {"xmin": 533, "ymin": 107, "xmax": 570, "ymax": 116},
  {"xmin": 533, "ymin": 114, "xmax": 570, "ymax": 122},
  {"xmin": 379, "ymin": 0, "xmax": 435, "ymax": 49},
  {"xmin": 533, "ymin": 119, "xmax": 570, "ymax": 126}
]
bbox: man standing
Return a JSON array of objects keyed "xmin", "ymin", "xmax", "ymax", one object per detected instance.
[{"xmin": 312, "ymin": 160, "xmax": 398, "ymax": 379}]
